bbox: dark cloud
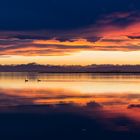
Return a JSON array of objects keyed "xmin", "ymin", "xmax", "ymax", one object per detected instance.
[
  {"xmin": 86, "ymin": 101, "xmax": 103, "ymax": 109},
  {"xmin": 84, "ymin": 37, "xmax": 102, "ymax": 42},
  {"xmin": 55, "ymin": 37, "xmax": 75, "ymax": 42},
  {"xmin": 0, "ymin": 92, "xmax": 33, "ymax": 106},
  {"xmin": 13, "ymin": 35, "xmax": 53, "ymax": 40},
  {"xmin": 101, "ymin": 39, "xmax": 126, "ymax": 43},
  {"xmin": 128, "ymin": 104, "xmax": 140, "ymax": 109},
  {"xmin": 98, "ymin": 11, "xmax": 140, "ymax": 27},
  {"xmin": 128, "ymin": 36, "xmax": 140, "ymax": 39}
]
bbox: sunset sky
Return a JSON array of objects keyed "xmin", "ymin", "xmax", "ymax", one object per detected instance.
[{"xmin": 1, "ymin": 0, "xmax": 140, "ymax": 65}]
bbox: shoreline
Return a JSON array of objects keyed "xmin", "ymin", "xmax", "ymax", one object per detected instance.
[{"xmin": 1, "ymin": 71, "xmax": 140, "ymax": 75}]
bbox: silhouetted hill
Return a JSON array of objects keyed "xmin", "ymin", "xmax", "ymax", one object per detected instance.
[{"xmin": 1, "ymin": 63, "xmax": 140, "ymax": 73}]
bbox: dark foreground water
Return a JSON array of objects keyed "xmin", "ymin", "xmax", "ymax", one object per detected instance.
[{"xmin": 0, "ymin": 72, "xmax": 140, "ymax": 139}]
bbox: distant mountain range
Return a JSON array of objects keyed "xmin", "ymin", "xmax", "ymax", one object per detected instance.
[{"xmin": 0, "ymin": 63, "xmax": 140, "ymax": 73}]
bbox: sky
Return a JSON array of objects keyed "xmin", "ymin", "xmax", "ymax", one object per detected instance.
[{"xmin": 0, "ymin": 0, "xmax": 140, "ymax": 65}]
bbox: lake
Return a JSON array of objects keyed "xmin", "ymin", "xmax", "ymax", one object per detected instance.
[{"xmin": 0, "ymin": 72, "xmax": 140, "ymax": 139}]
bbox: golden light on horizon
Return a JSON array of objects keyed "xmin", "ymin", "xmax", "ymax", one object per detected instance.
[{"xmin": 0, "ymin": 50, "xmax": 140, "ymax": 65}]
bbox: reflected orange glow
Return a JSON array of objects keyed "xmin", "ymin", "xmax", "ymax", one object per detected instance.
[{"xmin": 0, "ymin": 73, "xmax": 140, "ymax": 123}]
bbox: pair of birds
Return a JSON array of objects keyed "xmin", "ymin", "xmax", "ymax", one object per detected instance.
[{"xmin": 25, "ymin": 79, "xmax": 41, "ymax": 82}]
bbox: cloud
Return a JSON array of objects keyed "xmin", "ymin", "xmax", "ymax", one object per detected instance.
[
  {"xmin": 0, "ymin": 35, "xmax": 140, "ymax": 56},
  {"xmin": 86, "ymin": 101, "xmax": 103, "ymax": 109},
  {"xmin": 0, "ymin": 91, "xmax": 33, "ymax": 106},
  {"xmin": 128, "ymin": 104, "xmax": 140, "ymax": 109},
  {"xmin": 0, "ymin": 11, "xmax": 140, "ymax": 56},
  {"xmin": 97, "ymin": 11, "xmax": 140, "ymax": 27},
  {"xmin": 128, "ymin": 36, "xmax": 140, "ymax": 39}
]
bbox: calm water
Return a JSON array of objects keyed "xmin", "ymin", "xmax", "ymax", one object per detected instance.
[
  {"xmin": 1, "ymin": 72, "xmax": 140, "ymax": 106},
  {"xmin": 1, "ymin": 72, "xmax": 140, "ymax": 139}
]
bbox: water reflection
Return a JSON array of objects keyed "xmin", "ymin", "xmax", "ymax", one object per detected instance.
[
  {"xmin": 1, "ymin": 72, "xmax": 140, "ymax": 109},
  {"xmin": 0, "ymin": 72, "xmax": 140, "ymax": 139},
  {"xmin": 0, "ymin": 72, "xmax": 140, "ymax": 105}
]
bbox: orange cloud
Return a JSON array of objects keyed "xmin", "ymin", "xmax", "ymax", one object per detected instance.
[{"xmin": 0, "ymin": 12, "xmax": 140, "ymax": 56}]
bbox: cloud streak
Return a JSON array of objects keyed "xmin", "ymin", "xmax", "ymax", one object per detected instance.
[{"xmin": 0, "ymin": 11, "xmax": 140, "ymax": 56}]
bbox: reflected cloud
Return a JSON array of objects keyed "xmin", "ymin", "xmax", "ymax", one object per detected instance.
[
  {"xmin": 0, "ymin": 91, "xmax": 33, "ymax": 106},
  {"xmin": 128, "ymin": 104, "xmax": 140, "ymax": 109},
  {"xmin": 86, "ymin": 101, "xmax": 103, "ymax": 109},
  {"xmin": 0, "ymin": 73, "xmax": 139, "ymax": 138},
  {"xmin": 2, "ymin": 102, "xmax": 140, "ymax": 134}
]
